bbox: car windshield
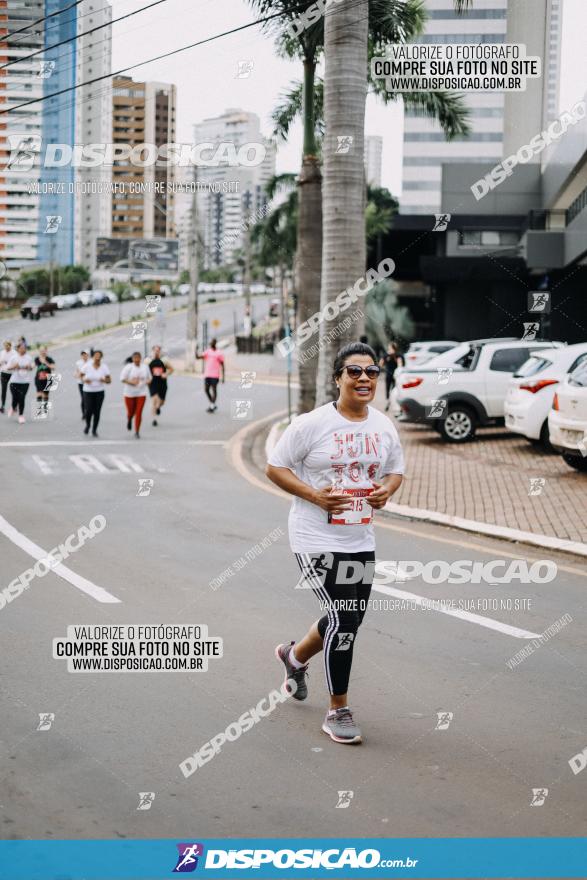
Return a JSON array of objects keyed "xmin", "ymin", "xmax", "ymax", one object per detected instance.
[
  {"xmin": 569, "ymin": 356, "xmax": 587, "ymax": 387},
  {"xmin": 514, "ymin": 356, "xmax": 553, "ymax": 378}
]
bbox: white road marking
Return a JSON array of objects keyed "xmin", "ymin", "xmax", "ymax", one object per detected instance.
[
  {"xmin": 0, "ymin": 514, "xmax": 120, "ymax": 604},
  {"xmin": 105, "ymin": 454, "xmax": 143, "ymax": 473},
  {"xmin": 31, "ymin": 454, "xmax": 57, "ymax": 475},
  {"xmin": 371, "ymin": 583, "xmax": 541, "ymax": 639},
  {"xmin": 70, "ymin": 454, "xmax": 110, "ymax": 474}
]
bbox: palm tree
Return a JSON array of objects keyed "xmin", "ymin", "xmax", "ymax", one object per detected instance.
[
  {"xmin": 314, "ymin": 0, "xmax": 369, "ymax": 405},
  {"xmin": 250, "ymin": 174, "xmax": 298, "ymax": 336},
  {"xmin": 248, "ymin": 0, "xmax": 325, "ymax": 411},
  {"xmin": 315, "ymin": 0, "xmax": 473, "ymax": 404}
]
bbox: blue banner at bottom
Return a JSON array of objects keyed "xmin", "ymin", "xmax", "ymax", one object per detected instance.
[{"xmin": 0, "ymin": 838, "xmax": 585, "ymax": 879}]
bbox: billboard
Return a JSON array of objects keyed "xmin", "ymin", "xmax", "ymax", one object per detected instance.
[{"xmin": 96, "ymin": 238, "xmax": 179, "ymax": 272}]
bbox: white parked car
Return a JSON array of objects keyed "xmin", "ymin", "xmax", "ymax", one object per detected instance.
[
  {"xmin": 548, "ymin": 357, "xmax": 587, "ymax": 472},
  {"xmin": 505, "ymin": 343, "xmax": 587, "ymax": 449},
  {"xmin": 395, "ymin": 338, "xmax": 563, "ymax": 442},
  {"xmin": 404, "ymin": 340, "xmax": 459, "ymax": 367}
]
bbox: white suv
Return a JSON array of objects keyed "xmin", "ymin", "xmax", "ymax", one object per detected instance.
[
  {"xmin": 395, "ymin": 339, "xmax": 563, "ymax": 443},
  {"xmin": 548, "ymin": 357, "xmax": 587, "ymax": 472}
]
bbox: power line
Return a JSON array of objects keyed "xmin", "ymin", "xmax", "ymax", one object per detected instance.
[
  {"xmin": 5, "ymin": 0, "xmax": 85, "ymax": 41},
  {"xmin": 0, "ymin": 1, "xmax": 323, "ymax": 116},
  {"xmin": 1, "ymin": 0, "xmax": 170, "ymax": 71},
  {"xmin": 1, "ymin": 0, "xmax": 369, "ymax": 126}
]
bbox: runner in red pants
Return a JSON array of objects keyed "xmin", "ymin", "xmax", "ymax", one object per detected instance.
[{"xmin": 120, "ymin": 351, "xmax": 151, "ymax": 438}]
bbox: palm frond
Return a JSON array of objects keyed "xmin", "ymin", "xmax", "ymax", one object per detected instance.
[
  {"xmin": 271, "ymin": 79, "xmax": 324, "ymax": 141},
  {"xmin": 368, "ymin": 0, "xmax": 427, "ymax": 47}
]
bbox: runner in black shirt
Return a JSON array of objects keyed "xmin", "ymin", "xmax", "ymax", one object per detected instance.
[
  {"xmin": 145, "ymin": 345, "xmax": 173, "ymax": 427},
  {"xmin": 34, "ymin": 347, "xmax": 55, "ymax": 417},
  {"xmin": 379, "ymin": 342, "xmax": 404, "ymax": 411}
]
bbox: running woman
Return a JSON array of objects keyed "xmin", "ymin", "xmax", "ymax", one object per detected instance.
[
  {"xmin": 34, "ymin": 347, "xmax": 55, "ymax": 417},
  {"xmin": 81, "ymin": 350, "xmax": 111, "ymax": 437},
  {"xmin": 0, "ymin": 340, "xmax": 13, "ymax": 413},
  {"xmin": 145, "ymin": 344, "xmax": 173, "ymax": 426},
  {"xmin": 266, "ymin": 342, "xmax": 404, "ymax": 745},
  {"xmin": 120, "ymin": 351, "xmax": 150, "ymax": 438},
  {"xmin": 74, "ymin": 350, "xmax": 90, "ymax": 419},
  {"xmin": 196, "ymin": 338, "xmax": 225, "ymax": 412},
  {"xmin": 6, "ymin": 341, "xmax": 34, "ymax": 424},
  {"xmin": 379, "ymin": 342, "xmax": 404, "ymax": 411}
]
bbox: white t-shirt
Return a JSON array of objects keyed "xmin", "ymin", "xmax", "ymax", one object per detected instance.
[
  {"xmin": 268, "ymin": 402, "xmax": 405, "ymax": 553},
  {"xmin": 7, "ymin": 353, "xmax": 34, "ymax": 384},
  {"xmin": 120, "ymin": 362, "xmax": 150, "ymax": 397},
  {"xmin": 75, "ymin": 358, "xmax": 89, "ymax": 382},
  {"xmin": 81, "ymin": 362, "xmax": 110, "ymax": 392},
  {"xmin": 0, "ymin": 348, "xmax": 13, "ymax": 372}
]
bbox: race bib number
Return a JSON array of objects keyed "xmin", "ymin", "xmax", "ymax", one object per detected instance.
[
  {"xmin": 328, "ymin": 488, "xmax": 374, "ymax": 526},
  {"xmin": 38, "ymin": 371, "xmax": 48, "ymax": 380},
  {"xmin": 152, "ymin": 367, "xmax": 163, "ymax": 377}
]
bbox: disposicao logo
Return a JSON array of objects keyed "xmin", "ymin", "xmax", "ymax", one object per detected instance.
[{"xmin": 173, "ymin": 843, "xmax": 205, "ymax": 872}]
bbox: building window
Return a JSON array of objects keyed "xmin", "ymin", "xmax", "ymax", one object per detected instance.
[{"xmin": 458, "ymin": 230, "xmax": 519, "ymax": 248}]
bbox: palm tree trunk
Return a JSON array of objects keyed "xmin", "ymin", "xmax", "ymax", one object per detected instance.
[
  {"xmin": 295, "ymin": 57, "xmax": 322, "ymax": 413},
  {"xmin": 315, "ymin": 0, "xmax": 368, "ymax": 406}
]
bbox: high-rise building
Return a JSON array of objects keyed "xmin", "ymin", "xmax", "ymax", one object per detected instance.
[
  {"xmin": 502, "ymin": 0, "xmax": 563, "ymax": 158},
  {"xmin": 0, "ymin": 0, "xmax": 45, "ymax": 270},
  {"xmin": 191, "ymin": 109, "xmax": 276, "ymax": 268},
  {"xmin": 74, "ymin": 0, "xmax": 113, "ymax": 271},
  {"xmin": 111, "ymin": 75, "xmax": 176, "ymax": 241},
  {"xmin": 365, "ymin": 136, "xmax": 383, "ymax": 187},
  {"xmin": 0, "ymin": 0, "xmax": 113, "ymax": 272},
  {"xmin": 401, "ymin": 0, "xmax": 508, "ymax": 215}
]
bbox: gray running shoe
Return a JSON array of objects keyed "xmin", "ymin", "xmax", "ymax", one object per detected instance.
[
  {"xmin": 322, "ymin": 707, "xmax": 362, "ymax": 744},
  {"xmin": 275, "ymin": 642, "xmax": 308, "ymax": 701}
]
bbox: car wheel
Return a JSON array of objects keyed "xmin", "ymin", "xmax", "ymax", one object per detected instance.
[
  {"xmin": 439, "ymin": 406, "xmax": 477, "ymax": 443},
  {"xmin": 539, "ymin": 421, "xmax": 556, "ymax": 454},
  {"xmin": 562, "ymin": 453, "xmax": 587, "ymax": 472}
]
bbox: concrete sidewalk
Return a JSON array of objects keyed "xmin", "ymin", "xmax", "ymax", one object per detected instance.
[{"xmin": 393, "ymin": 421, "xmax": 587, "ymax": 550}]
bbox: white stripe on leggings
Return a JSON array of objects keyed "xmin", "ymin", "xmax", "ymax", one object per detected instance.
[{"xmin": 297, "ymin": 553, "xmax": 339, "ymax": 696}]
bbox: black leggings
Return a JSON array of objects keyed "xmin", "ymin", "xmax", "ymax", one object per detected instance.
[
  {"xmin": 385, "ymin": 372, "xmax": 395, "ymax": 399},
  {"xmin": 83, "ymin": 390, "xmax": 104, "ymax": 433},
  {"xmin": 78, "ymin": 383, "xmax": 85, "ymax": 415},
  {"xmin": 295, "ymin": 551, "xmax": 375, "ymax": 696},
  {"xmin": 1, "ymin": 371, "xmax": 10, "ymax": 408},
  {"xmin": 10, "ymin": 382, "xmax": 29, "ymax": 415}
]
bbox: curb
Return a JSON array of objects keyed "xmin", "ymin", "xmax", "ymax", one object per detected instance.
[{"xmin": 261, "ymin": 413, "xmax": 587, "ymax": 559}]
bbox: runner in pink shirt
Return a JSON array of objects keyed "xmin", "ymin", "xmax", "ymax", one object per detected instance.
[{"xmin": 196, "ymin": 338, "xmax": 225, "ymax": 412}]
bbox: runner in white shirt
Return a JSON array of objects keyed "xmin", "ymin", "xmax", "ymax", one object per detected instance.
[
  {"xmin": 120, "ymin": 351, "xmax": 151, "ymax": 438},
  {"xmin": 74, "ymin": 350, "xmax": 90, "ymax": 420},
  {"xmin": 6, "ymin": 342, "xmax": 34, "ymax": 423},
  {"xmin": 0, "ymin": 340, "xmax": 13, "ymax": 414},
  {"xmin": 81, "ymin": 349, "xmax": 111, "ymax": 437},
  {"xmin": 267, "ymin": 342, "xmax": 405, "ymax": 745}
]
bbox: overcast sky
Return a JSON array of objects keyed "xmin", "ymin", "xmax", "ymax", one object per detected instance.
[{"xmin": 110, "ymin": 0, "xmax": 587, "ymax": 198}]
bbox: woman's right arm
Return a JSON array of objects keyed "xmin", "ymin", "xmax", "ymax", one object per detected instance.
[{"xmin": 265, "ymin": 465, "xmax": 351, "ymax": 514}]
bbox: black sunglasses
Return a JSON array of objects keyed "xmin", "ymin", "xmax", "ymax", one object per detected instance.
[{"xmin": 339, "ymin": 364, "xmax": 381, "ymax": 379}]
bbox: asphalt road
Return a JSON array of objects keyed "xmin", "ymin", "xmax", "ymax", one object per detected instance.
[
  {"xmin": 1, "ymin": 322, "xmax": 586, "ymax": 843},
  {"xmin": 0, "ymin": 292, "xmax": 272, "ymax": 350}
]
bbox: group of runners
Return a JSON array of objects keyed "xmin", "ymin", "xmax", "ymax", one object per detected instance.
[
  {"xmin": 0, "ymin": 338, "xmax": 226, "ymax": 435},
  {"xmin": 72, "ymin": 345, "xmax": 174, "ymax": 438},
  {"xmin": 2, "ymin": 328, "xmax": 404, "ymax": 746},
  {"xmin": 0, "ymin": 339, "xmax": 56, "ymax": 423}
]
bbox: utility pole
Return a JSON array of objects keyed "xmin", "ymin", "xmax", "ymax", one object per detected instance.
[
  {"xmin": 242, "ymin": 189, "xmax": 252, "ymax": 312},
  {"xmin": 185, "ymin": 169, "xmax": 199, "ymax": 371}
]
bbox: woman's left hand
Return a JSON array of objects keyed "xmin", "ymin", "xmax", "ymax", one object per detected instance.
[{"xmin": 366, "ymin": 481, "xmax": 391, "ymax": 509}]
